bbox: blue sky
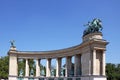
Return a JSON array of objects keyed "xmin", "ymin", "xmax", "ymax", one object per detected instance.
[{"xmin": 0, "ymin": 0, "xmax": 120, "ymax": 64}]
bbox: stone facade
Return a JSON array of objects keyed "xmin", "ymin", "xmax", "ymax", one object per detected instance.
[{"xmin": 8, "ymin": 32, "xmax": 108, "ymax": 80}]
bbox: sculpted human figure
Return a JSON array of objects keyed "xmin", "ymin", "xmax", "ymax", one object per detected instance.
[
  {"xmin": 83, "ymin": 18, "xmax": 103, "ymax": 36},
  {"xmin": 19, "ymin": 69, "xmax": 23, "ymax": 77},
  {"xmin": 30, "ymin": 68, "xmax": 34, "ymax": 76},
  {"xmin": 10, "ymin": 40, "xmax": 15, "ymax": 47}
]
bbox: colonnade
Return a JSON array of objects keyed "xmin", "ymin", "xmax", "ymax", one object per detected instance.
[
  {"xmin": 8, "ymin": 32, "xmax": 108, "ymax": 80},
  {"xmin": 20, "ymin": 55, "xmax": 81, "ymax": 77},
  {"xmin": 9, "ymin": 49, "xmax": 106, "ymax": 78}
]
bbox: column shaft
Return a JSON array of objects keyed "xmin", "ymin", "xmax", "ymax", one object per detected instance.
[
  {"xmin": 92, "ymin": 50, "xmax": 96, "ymax": 75},
  {"xmin": 36, "ymin": 59, "xmax": 40, "ymax": 77},
  {"xmin": 25, "ymin": 59, "xmax": 29, "ymax": 76},
  {"xmin": 74, "ymin": 54, "xmax": 81, "ymax": 76},
  {"xmin": 46, "ymin": 58, "xmax": 51, "ymax": 77},
  {"xmin": 66, "ymin": 56, "xmax": 72, "ymax": 77},
  {"xmin": 102, "ymin": 51, "xmax": 106, "ymax": 75},
  {"xmin": 56, "ymin": 58, "xmax": 61, "ymax": 77},
  {"xmin": 74, "ymin": 55, "xmax": 77, "ymax": 76}
]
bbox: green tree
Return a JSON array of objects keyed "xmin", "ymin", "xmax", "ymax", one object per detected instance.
[
  {"xmin": 106, "ymin": 63, "xmax": 120, "ymax": 80},
  {"xmin": 0, "ymin": 56, "xmax": 9, "ymax": 79},
  {"xmin": 18, "ymin": 59, "xmax": 25, "ymax": 76}
]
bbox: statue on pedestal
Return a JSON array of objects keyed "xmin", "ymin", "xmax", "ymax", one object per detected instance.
[
  {"xmin": 83, "ymin": 18, "xmax": 103, "ymax": 36},
  {"xmin": 30, "ymin": 68, "xmax": 34, "ymax": 77},
  {"xmin": 10, "ymin": 40, "xmax": 16, "ymax": 47},
  {"xmin": 19, "ymin": 69, "xmax": 23, "ymax": 77}
]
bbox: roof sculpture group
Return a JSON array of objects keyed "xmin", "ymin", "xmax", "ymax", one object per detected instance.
[{"xmin": 83, "ymin": 18, "xmax": 103, "ymax": 36}]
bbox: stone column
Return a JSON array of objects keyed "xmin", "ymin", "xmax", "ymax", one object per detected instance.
[
  {"xmin": 56, "ymin": 58, "xmax": 61, "ymax": 77},
  {"xmin": 74, "ymin": 55, "xmax": 78, "ymax": 76},
  {"xmin": 92, "ymin": 49, "xmax": 96, "ymax": 75},
  {"xmin": 36, "ymin": 59, "xmax": 40, "ymax": 77},
  {"xmin": 74, "ymin": 54, "xmax": 81, "ymax": 76},
  {"xmin": 46, "ymin": 58, "xmax": 51, "ymax": 77},
  {"xmin": 102, "ymin": 50, "xmax": 106, "ymax": 75},
  {"xmin": 66, "ymin": 56, "xmax": 72, "ymax": 77},
  {"xmin": 25, "ymin": 59, "xmax": 29, "ymax": 77}
]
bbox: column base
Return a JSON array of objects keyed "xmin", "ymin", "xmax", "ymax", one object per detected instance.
[
  {"xmin": 8, "ymin": 76, "xmax": 17, "ymax": 80},
  {"xmin": 9, "ymin": 77, "xmax": 17, "ymax": 80},
  {"xmin": 81, "ymin": 76, "xmax": 107, "ymax": 80}
]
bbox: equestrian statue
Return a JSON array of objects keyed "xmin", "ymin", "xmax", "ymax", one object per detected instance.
[{"xmin": 83, "ymin": 18, "xmax": 103, "ymax": 36}]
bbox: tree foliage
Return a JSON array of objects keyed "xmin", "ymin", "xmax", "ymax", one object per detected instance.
[
  {"xmin": 18, "ymin": 59, "xmax": 25, "ymax": 76},
  {"xmin": 0, "ymin": 56, "xmax": 9, "ymax": 79},
  {"xmin": 106, "ymin": 63, "xmax": 120, "ymax": 80}
]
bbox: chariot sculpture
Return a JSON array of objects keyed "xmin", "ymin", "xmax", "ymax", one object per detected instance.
[{"xmin": 83, "ymin": 18, "xmax": 103, "ymax": 36}]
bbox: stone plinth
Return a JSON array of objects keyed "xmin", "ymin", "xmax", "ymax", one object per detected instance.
[
  {"xmin": 9, "ymin": 46, "xmax": 16, "ymax": 51},
  {"xmin": 83, "ymin": 32, "xmax": 102, "ymax": 42}
]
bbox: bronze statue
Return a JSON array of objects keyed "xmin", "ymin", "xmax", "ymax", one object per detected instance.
[
  {"xmin": 10, "ymin": 40, "xmax": 15, "ymax": 47},
  {"xmin": 30, "ymin": 68, "xmax": 34, "ymax": 76},
  {"xmin": 83, "ymin": 18, "xmax": 103, "ymax": 36},
  {"xmin": 19, "ymin": 69, "xmax": 23, "ymax": 77}
]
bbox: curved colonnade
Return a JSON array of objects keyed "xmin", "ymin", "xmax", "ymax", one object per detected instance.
[{"xmin": 8, "ymin": 33, "xmax": 108, "ymax": 80}]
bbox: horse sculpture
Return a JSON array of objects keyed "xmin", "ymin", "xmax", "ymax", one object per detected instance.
[{"xmin": 83, "ymin": 18, "xmax": 103, "ymax": 36}]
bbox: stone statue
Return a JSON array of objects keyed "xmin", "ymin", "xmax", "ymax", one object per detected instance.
[
  {"xmin": 10, "ymin": 40, "xmax": 15, "ymax": 47},
  {"xmin": 83, "ymin": 18, "xmax": 103, "ymax": 36}
]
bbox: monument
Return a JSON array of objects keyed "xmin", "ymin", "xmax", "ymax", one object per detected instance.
[{"xmin": 8, "ymin": 18, "xmax": 108, "ymax": 80}]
